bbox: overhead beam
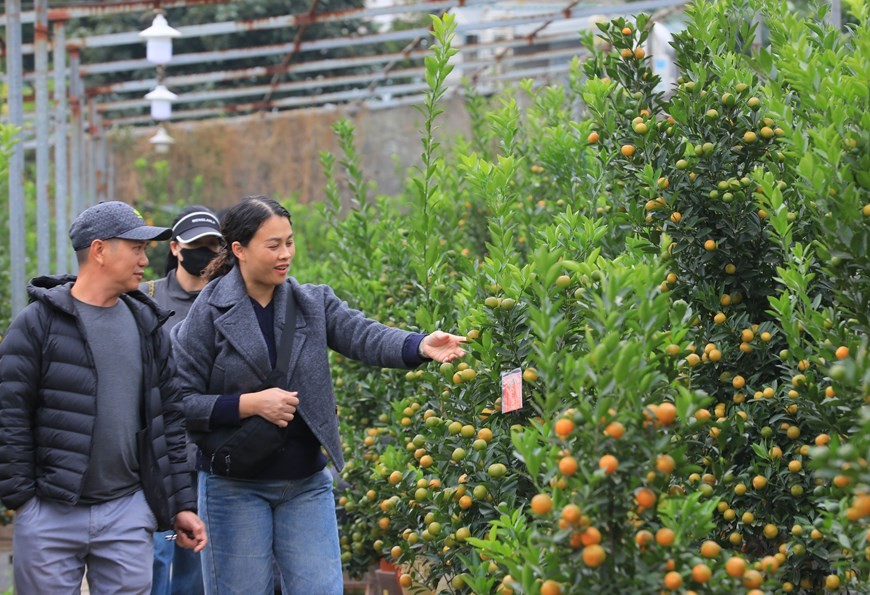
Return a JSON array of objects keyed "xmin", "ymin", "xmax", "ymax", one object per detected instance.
[
  {"xmin": 76, "ymin": 13, "xmax": 567, "ymax": 76},
  {"xmin": 86, "ymin": 31, "xmax": 582, "ymax": 96},
  {"xmin": 106, "ymin": 63, "xmax": 575, "ymax": 126},
  {"xmin": 7, "ymin": 0, "xmax": 500, "ymax": 55},
  {"xmin": 97, "ymin": 46, "xmax": 584, "ymax": 113},
  {"xmin": 66, "ymin": 0, "xmax": 685, "ymax": 78},
  {"xmin": 0, "ymin": 0, "xmax": 230, "ymax": 25},
  {"xmin": 114, "ymin": 64, "xmax": 574, "ymax": 131}
]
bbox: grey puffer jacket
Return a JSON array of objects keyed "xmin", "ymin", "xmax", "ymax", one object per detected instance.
[{"xmin": 0, "ymin": 275, "xmax": 196, "ymax": 530}]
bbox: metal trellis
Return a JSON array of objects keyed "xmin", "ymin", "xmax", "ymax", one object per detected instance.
[{"xmin": 1, "ymin": 0, "xmax": 696, "ymax": 317}]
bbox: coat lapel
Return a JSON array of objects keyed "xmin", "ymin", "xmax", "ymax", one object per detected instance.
[
  {"xmin": 208, "ymin": 271, "xmax": 313, "ymax": 387},
  {"xmin": 209, "ymin": 268, "xmax": 272, "ymax": 383},
  {"xmin": 273, "ymin": 279, "xmax": 308, "ymax": 385}
]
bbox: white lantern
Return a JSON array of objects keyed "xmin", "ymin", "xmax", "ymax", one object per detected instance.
[
  {"xmin": 149, "ymin": 125, "xmax": 175, "ymax": 154},
  {"xmin": 139, "ymin": 14, "xmax": 181, "ymax": 65},
  {"xmin": 145, "ymin": 85, "xmax": 178, "ymax": 121}
]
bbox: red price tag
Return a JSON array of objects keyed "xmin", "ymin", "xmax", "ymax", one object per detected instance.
[{"xmin": 501, "ymin": 368, "xmax": 523, "ymax": 413}]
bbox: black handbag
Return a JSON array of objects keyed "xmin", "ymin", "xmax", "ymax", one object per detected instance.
[{"xmin": 194, "ymin": 287, "xmax": 298, "ymax": 478}]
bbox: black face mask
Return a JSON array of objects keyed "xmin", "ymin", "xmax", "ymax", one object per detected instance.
[{"xmin": 178, "ymin": 246, "xmax": 218, "ymax": 277}]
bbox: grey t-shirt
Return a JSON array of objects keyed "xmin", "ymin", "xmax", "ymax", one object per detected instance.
[{"xmin": 75, "ymin": 298, "xmax": 143, "ymax": 504}]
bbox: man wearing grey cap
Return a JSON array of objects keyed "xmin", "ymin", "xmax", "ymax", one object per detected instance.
[{"xmin": 0, "ymin": 201, "xmax": 207, "ymax": 594}]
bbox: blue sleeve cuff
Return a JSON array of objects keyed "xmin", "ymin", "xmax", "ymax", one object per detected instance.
[
  {"xmin": 402, "ymin": 333, "xmax": 429, "ymax": 367},
  {"xmin": 209, "ymin": 393, "xmax": 242, "ymax": 428}
]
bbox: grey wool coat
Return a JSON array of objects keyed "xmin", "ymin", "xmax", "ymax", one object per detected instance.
[{"xmin": 172, "ymin": 266, "xmax": 418, "ymax": 471}]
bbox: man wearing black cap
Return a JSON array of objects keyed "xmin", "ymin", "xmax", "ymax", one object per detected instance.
[
  {"xmin": 142, "ymin": 206, "xmax": 223, "ymax": 331},
  {"xmin": 0, "ymin": 201, "xmax": 207, "ymax": 594}
]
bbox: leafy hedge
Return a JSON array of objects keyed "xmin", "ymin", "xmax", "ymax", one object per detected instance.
[{"xmin": 285, "ymin": 1, "xmax": 869, "ymax": 593}]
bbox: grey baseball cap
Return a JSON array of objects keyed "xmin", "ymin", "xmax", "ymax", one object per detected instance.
[{"xmin": 69, "ymin": 201, "xmax": 171, "ymax": 251}]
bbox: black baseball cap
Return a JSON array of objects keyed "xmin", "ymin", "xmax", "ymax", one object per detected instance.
[
  {"xmin": 69, "ymin": 201, "xmax": 171, "ymax": 251},
  {"xmin": 172, "ymin": 210, "xmax": 222, "ymax": 243}
]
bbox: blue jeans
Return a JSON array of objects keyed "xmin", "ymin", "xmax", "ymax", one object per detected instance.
[
  {"xmin": 152, "ymin": 531, "xmax": 204, "ymax": 595},
  {"xmin": 198, "ymin": 468, "xmax": 342, "ymax": 595},
  {"xmin": 153, "ymin": 533, "xmax": 173, "ymax": 594}
]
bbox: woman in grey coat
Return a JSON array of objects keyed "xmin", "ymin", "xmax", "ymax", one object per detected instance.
[{"xmin": 172, "ymin": 196, "xmax": 465, "ymax": 594}]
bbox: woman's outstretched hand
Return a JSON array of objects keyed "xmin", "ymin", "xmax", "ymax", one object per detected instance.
[{"xmin": 420, "ymin": 331, "xmax": 467, "ymax": 363}]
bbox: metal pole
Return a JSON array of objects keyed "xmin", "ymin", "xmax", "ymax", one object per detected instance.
[
  {"xmin": 86, "ymin": 99, "xmax": 97, "ymax": 206},
  {"xmin": 82, "ymin": 136, "xmax": 90, "ymax": 208},
  {"xmin": 95, "ymin": 113, "xmax": 107, "ymax": 203},
  {"xmin": 34, "ymin": 0, "xmax": 51, "ymax": 274},
  {"xmin": 69, "ymin": 48, "xmax": 85, "ymax": 224},
  {"xmin": 827, "ymin": 0, "xmax": 841, "ymax": 27},
  {"xmin": 6, "ymin": 0, "xmax": 27, "ymax": 315},
  {"xmin": 53, "ymin": 21, "xmax": 70, "ymax": 273},
  {"xmin": 752, "ymin": 13, "xmax": 764, "ymax": 50},
  {"xmin": 86, "ymin": 137, "xmax": 96, "ymax": 208},
  {"xmin": 106, "ymin": 132, "xmax": 115, "ymax": 202}
]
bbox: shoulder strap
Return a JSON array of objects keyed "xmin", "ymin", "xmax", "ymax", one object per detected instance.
[{"xmin": 265, "ymin": 285, "xmax": 297, "ymax": 386}]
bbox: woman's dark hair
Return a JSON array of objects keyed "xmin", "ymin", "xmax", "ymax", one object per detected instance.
[
  {"xmin": 165, "ymin": 204, "xmax": 219, "ymax": 273},
  {"xmin": 204, "ymin": 196, "xmax": 292, "ymax": 280}
]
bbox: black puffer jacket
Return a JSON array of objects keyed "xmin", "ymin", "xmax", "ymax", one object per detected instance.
[{"xmin": 0, "ymin": 275, "xmax": 195, "ymax": 530}]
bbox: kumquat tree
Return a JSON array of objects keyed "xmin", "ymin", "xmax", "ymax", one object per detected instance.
[{"xmin": 275, "ymin": 0, "xmax": 869, "ymax": 593}]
